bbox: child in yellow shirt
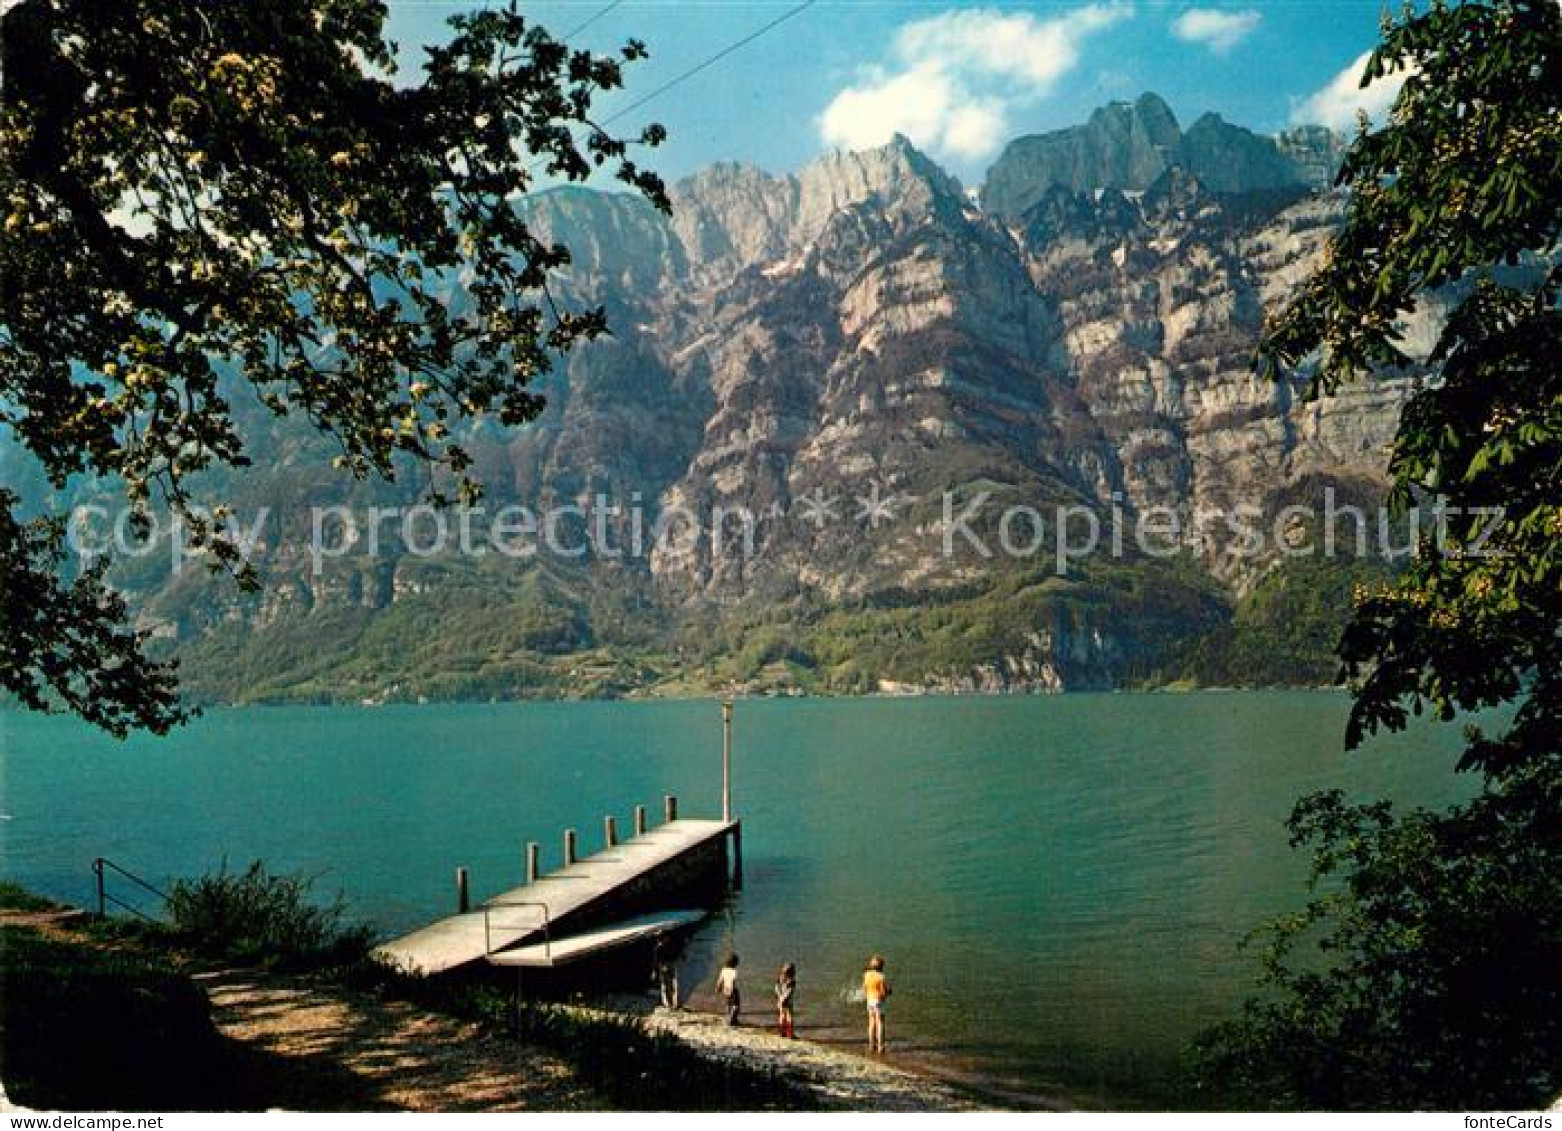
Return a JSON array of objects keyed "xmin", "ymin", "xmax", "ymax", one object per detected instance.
[{"xmin": 862, "ymin": 954, "xmax": 890, "ymax": 1052}]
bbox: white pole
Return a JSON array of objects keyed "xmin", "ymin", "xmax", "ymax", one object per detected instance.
[{"xmin": 722, "ymin": 699, "xmax": 733, "ymax": 823}]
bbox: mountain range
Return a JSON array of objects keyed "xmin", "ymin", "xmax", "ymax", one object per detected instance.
[
  {"xmin": 19, "ymin": 94, "xmax": 1425, "ymax": 703},
  {"xmin": 982, "ymin": 92, "xmax": 1347, "ymax": 213}
]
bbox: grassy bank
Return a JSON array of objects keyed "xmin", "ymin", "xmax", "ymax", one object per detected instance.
[
  {"xmin": 0, "ymin": 882, "xmax": 63, "ymax": 913},
  {"xmin": 0, "ymin": 879, "xmax": 388, "ymax": 1111},
  {"xmin": 0, "ymin": 922, "xmax": 231, "ymax": 1110}
]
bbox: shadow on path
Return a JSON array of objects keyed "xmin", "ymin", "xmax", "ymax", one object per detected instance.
[{"xmin": 195, "ymin": 968, "xmax": 600, "ymax": 1112}]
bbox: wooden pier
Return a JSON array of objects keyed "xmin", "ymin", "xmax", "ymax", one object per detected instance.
[
  {"xmin": 373, "ymin": 806, "xmax": 741, "ymax": 977},
  {"xmin": 375, "ymin": 702, "xmax": 745, "ymax": 979}
]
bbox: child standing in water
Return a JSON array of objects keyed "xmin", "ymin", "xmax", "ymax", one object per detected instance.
[
  {"xmin": 775, "ymin": 963, "xmax": 797, "ymax": 1038},
  {"xmin": 862, "ymin": 954, "xmax": 890, "ymax": 1053},
  {"xmin": 715, "ymin": 954, "xmax": 741, "ymax": 1026}
]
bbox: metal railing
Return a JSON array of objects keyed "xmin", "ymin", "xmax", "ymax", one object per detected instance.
[
  {"xmin": 483, "ymin": 899, "xmax": 552, "ymax": 963},
  {"xmin": 91, "ymin": 857, "xmax": 169, "ymax": 922}
]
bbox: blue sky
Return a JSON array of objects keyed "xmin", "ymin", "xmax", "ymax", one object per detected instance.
[{"xmin": 382, "ymin": 1, "xmax": 1406, "ymax": 185}]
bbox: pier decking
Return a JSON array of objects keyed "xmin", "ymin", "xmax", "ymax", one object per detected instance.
[{"xmin": 373, "ymin": 818, "xmax": 738, "ymax": 976}]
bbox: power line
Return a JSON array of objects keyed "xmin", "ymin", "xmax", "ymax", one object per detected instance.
[
  {"xmin": 560, "ymin": 0, "xmax": 625, "ymax": 41},
  {"xmin": 524, "ymin": 0, "xmax": 816, "ymax": 174},
  {"xmin": 599, "ymin": 0, "xmax": 817, "ymax": 128}
]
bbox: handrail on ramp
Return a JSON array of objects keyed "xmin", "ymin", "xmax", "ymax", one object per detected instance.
[{"xmin": 483, "ymin": 899, "xmax": 551, "ymax": 963}]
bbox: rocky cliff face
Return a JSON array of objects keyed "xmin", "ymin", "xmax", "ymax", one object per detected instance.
[
  {"xmin": 981, "ymin": 93, "xmax": 1346, "ymax": 217},
  {"xmin": 75, "ymin": 98, "xmax": 1417, "ymax": 700},
  {"xmin": 509, "ymin": 131, "xmax": 1405, "ymax": 604},
  {"xmin": 1012, "ymin": 170, "xmax": 1412, "ymax": 585},
  {"xmin": 1276, "ymin": 125, "xmax": 1350, "ymax": 191}
]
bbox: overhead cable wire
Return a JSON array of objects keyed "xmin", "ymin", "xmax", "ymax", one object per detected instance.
[
  {"xmin": 598, "ymin": 0, "xmax": 818, "ymax": 128},
  {"xmin": 523, "ymin": 0, "xmax": 818, "ymax": 175},
  {"xmin": 560, "ymin": 0, "xmax": 626, "ymax": 42}
]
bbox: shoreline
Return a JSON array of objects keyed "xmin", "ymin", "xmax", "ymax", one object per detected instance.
[
  {"xmin": 64, "ymin": 685, "xmax": 1349, "ymax": 714},
  {"xmin": 598, "ymin": 992, "xmax": 1068, "ymax": 1112},
  {"xmin": 627, "ymin": 1002, "xmax": 998, "ymax": 1111}
]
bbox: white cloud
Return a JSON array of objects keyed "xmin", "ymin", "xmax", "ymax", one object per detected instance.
[
  {"xmin": 1291, "ymin": 50, "xmax": 1411, "ymax": 131},
  {"xmin": 942, "ymin": 101, "xmax": 1009, "ymax": 161},
  {"xmin": 820, "ymin": 63, "xmax": 958, "ymax": 157},
  {"xmin": 1171, "ymin": 9, "xmax": 1260, "ymax": 54},
  {"xmin": 818, "ymin": 4, "xmax": 1133, "ymax": 166}
]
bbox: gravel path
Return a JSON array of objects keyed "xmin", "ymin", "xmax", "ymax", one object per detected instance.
[
  {"xmin": 0, "ymin": 909, "xmax": 600, "ymax": 1113},
  {"xmin": 194, "ymin": 967, "xmax": 601, "ymax": 1112}
]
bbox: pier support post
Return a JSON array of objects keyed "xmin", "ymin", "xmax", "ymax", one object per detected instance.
[
  {"xmin": 564, "ymin": 828, "xmax": 578, "ymax": 865},
  {"xmin": 604, "ymin": 815, "xmax": 618, "ymax": 849},
  {"xmin": 93, "ymin": 858, "xmax": 105, "ymax": 918},
  {"xmin": 664, "ymin": 794, "xmax": 678, "ymax": 823},
  {"xmin": 732, "ymin": 822, "xmax": 744, "ymax": 890},
  {"xmin": 456, "ymin": 866, "xmax": 469, "ymax": 914},
  {"xmin": 634, "ymin": 805, "xmax": 647, "ymax": 836},
  {"xmin": 526, "ymin": 842, "xmax": 540, "ymax": 884},
  {"xmin": 722, "ymin": 699, "xmax": 733, "ymax": 823}
]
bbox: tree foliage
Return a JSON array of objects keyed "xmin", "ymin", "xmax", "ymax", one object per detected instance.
[
  {"xmin": 1194, "ymin": 762, "xmax": 1562, "ymax": 1109},
  {"xmin": 1258, "ymin": 0, "xmax": 1560, "ymax": 774},
  {"xmin": 0, "ymin": 0, "xmax": 667, "ymax": 734},
  {"xmin": 0, "ymin": 489, "xmax": 184, "ymax": 731},
  {"xmin": 1200, "ymin": 0, "xmax": 1562, "ymax": 1108}
]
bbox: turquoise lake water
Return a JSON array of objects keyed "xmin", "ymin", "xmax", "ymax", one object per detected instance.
[{"xmin": 0, "ymin": 693, "xmax": 1477, "ymax": 1106}]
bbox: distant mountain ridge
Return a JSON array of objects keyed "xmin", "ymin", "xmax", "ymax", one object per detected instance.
[
  {"xmin": 981, "ymin": 92, "xmax": 1347, "ymax": 216},
  {"xmin": 15, "ymin": 95, "xmax": 1419, "ymax": 704}
]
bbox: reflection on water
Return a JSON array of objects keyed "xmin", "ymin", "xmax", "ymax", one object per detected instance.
[{"xmin": 1, "ymin": 692, "xmax": 1475, "ymax": 1106}]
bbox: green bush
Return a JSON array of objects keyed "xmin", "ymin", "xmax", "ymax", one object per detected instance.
[
  {"xmin": 165, "ymin": 860, "xmax": 374, "ymax": 972},
  {"xmin": 1190, "ymin": 757, "xmax": 1562, "ymax": 1110}
]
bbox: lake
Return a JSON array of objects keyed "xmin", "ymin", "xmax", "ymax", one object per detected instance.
[{"xmin": 0, "ymin": 692, "xmax": 1476, "ymax": 1106}]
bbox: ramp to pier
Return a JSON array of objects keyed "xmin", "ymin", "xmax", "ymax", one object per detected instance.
[
  {"xmin": 485, "ymin": 909, "xmax": 707, "ymax": 968},
  {"xmin": 373, "ymin": 819, "xmax": 735, "ymax": 976}
]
